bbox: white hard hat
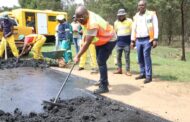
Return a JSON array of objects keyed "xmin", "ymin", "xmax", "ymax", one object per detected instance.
[
  {"xmin": 56, "ymin": 15, "xmax": 65, "ymax": 20},
  {"xmin": 117, "ymin": 9, "xmax": 127, "ymax": 16}
]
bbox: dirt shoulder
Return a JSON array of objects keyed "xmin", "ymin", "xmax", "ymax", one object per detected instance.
[{"xmin": 52, "ymin": 67, "xmax": 190, "ymax": 122}]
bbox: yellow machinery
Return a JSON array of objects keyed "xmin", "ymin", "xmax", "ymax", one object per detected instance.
[
  {"xmin": 0, "ymin": 9, "xmax": 67, "ymax": 40},
  {"xmin": 0, "ymin": 9, "xmax": 67, "ymax": 54},
  {"xmin": 11, "ymin": 9, "xmax": 67, "ymax": 37}
]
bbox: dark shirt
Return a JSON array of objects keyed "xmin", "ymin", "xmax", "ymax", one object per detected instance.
[
  {"xmin": 0, "ymin": 19, "xmax": 13, "ymax": 37},
  {"xmin": 116, "ymin": 35, "xmax": 131, "ymax": 46},
  {"xmin": 58, "ymin": 23, "xmax": 67, "ymax": 40}
]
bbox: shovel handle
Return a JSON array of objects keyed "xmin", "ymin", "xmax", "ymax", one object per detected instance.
[
  {"xmin": 54, "ymin": 63, "xmax": 76, "ymax": 103},
  {"xmin": 5, "ymin": 41, "xmax": 7, "ymax": 60}
]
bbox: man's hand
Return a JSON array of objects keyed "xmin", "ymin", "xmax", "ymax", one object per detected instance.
[
  {"xmin": 74, "ymin": 55, "xmax": 80, "ymax": 64},
  {"xmin": 152, "ymin": 39, "xmax": 158, "ymax": 48},
  {"xmin": 130, "ymin": 41, "xmax": 135, "ymax": 49},
  {"xmin": 4, "ymin": 32, "xmax": 12, "ymax": 38}
]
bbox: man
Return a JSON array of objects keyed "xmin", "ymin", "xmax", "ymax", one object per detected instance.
[
  {"xmin": 56, "ymin": 15, "xmax": 73, "ymax": 64},
  {"xmin": 71, "ymin": 15, "xmax": 81, "ymax": 54},
  {"xmin": 74, "ymin": 6, "xmax": 116, "ymax": 94},
  {"xmin": 114, "ymin": 9, "xmax": 133, "ymax": 76},
  {"xmin": 131, "ymin": 0, "xmax": 159, "ymax": 84},
  {"xmin": 0, "ymin": 14, "xmax": 19, "ymax": 58},
  {"xmin": 18, "ymin": 34, "xmax": 46, "ymax": 60}
]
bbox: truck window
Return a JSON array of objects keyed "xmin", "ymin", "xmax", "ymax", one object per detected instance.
[
  {"xmin": 48, "ymin": 16, "xmax": 56, "ymax": 22},
  {"xmin": 25, "ymin": 12, "xmax": 36, "ymax": 32}
]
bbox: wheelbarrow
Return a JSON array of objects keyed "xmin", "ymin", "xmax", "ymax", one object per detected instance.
[
  {"xmin": 42, "ymin": 50, "xmax": 65, "ymax": 59},
  {"xmin": 42, "ymin": 50, "xmax": 66, "ymax": 67}
]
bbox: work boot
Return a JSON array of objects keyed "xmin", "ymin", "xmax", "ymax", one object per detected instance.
[
  {"xmin": 90, "ymin": 68, "xmax": 99, "ymax": 74},
  {"xmin": 78, "ymin": 67, "xmax": 84, "ymax": 71},
  {"xmin": 94, "ymin": 80, "xmax": 110, "ymax": 86},
  {"xmin": 93, "ymin": 86, "xmax": 109, "ymax": 94},
  {"xmin": 94, "ymin": 81, "xmax": 100, "ymax": 86},
  {"xmin": 135, "ymin": 75, "xmax": 146, "ymax": 80},
  {"xmin": 113, "ymin": 68, "xmax": 122, "ymax": 74},
  {"xmin": 144, "ymin": 78, "xmax": 152, "ymax": 84},
  {"xmin": 125, "ymin": 71, "xmax": 132, "ymax": 76}
]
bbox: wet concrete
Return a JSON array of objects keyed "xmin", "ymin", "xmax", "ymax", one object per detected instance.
[
  {"xmin": 0, "ymin": 58, "xmax": 49, "ymax": 69},
  {"xmin": 0, "ymin": 67, "xmax": 95, "ymax": 114},
  {"xmin": 0, "ymin": 67, "xmax": 170, "ymax": 122}
]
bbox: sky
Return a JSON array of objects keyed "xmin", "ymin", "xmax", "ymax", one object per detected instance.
[
  {"xmin": 0, "ymin": 0, "xmax": 83, "ymax": 8},
  {"xmin": 0, "ymin": 0, "xmax": 19, "ymax": 8},
  {"xmin": 74, "ymin": 0, "xmax": 84, "ymax": 4}
]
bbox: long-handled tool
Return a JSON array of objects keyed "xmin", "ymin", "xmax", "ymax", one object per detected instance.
[
  {"xmin": 43, "ymin": 63, "xmax": 75, "ymax": 106},
  {"xmin": 4, "ymin": 40, "xmax": 8, "ymax": 60}
]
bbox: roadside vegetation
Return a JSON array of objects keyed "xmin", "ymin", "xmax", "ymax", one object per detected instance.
[{"xmin": 42, "ymin": 45, "xmax": 190, "ymax": 82}]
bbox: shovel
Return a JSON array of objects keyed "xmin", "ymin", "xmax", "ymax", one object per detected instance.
[
  {"xmin": 43, "ymin": 63, "xmax": 76, "ymax": 106},
  {"xmin": 4, "ymin": 41, "xmax": 7, "ymax": 60}
]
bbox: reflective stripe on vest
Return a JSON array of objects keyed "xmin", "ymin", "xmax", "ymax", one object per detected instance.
[
  {"xmin": 82, "ymin": 11, "xmax": 114, "ymax": 46},
  {"xmin": 133, "ymin": 10, "xmax": 155, "ymax": 42},
  {"xmin": 114, "ymin": 19, "xmax": 132, "ymax": 36}
]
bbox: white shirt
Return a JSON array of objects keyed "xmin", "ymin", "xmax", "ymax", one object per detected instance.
[
  {"xmin": 71, "ymin": 21, "xmax": 81, "ymax": 38},
  {"xmin": 136, "ymin": 14, "xmax": 149, "ymax": 38},
  {"xmin": 131, "ymin": 11, "xmax": 159, "ymax": 40}
]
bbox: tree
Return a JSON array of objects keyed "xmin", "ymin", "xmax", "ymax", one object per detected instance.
[
  {"xmin": 180, "ymin": 0, "xmax": 186, "ymax": 61},
  {"xmin": 18, "ymin": 0, "xmax": 63, "ymax": 10}
]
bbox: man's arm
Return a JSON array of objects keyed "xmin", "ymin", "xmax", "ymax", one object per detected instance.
[
  {"xmin": 19, "ymin": 44, "xmax": 27, "ymax": 57},
  {"xmin": 152, "ymin": 13, "xmax": 159, "ymax": 48},
  {"xmin": 74, "ymin": 35, "xmax": 94, "ymax": 63},
  {"xmin": 5, "ymin": 26, "xmax": 13, "ymax": 38},
  {"xmin": 130, "ymin": 19, "xmax": 136, "ymax": 48},
  {"xmin": 74, "ymin": 28, "xmax": 98, "ymax": 63}
]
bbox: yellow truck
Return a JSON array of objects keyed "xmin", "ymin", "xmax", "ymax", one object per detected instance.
[
  {"xmin": 11, "ymin": 9, "xmax": 67, "ymax": 39},
  {"xmin": 0, "ymin": 9, "xmax": 67, "ymax": 55}
]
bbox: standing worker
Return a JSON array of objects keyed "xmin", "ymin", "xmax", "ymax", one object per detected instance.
[
  {"xmin": 114, "ymin": 9, "xmax": 133, "ymax": 76},
  {"xmin": 18, "ymin": 34, "xmax": 46, "ymax": 60},
  {"xmin": 56, "ymin": 15, "xmax": 73, "ymax": 64},
  {"xmin": 0, "ymin": 14, "xmax": 19, "ymax": 58},
  {"xmin": 78, "ymin": 33, "xmax": 98, "ymax": 74},
  {"xmin": 71, "ymin": 15, "xmax": 81, "ymax": 54},
  {"xmin": 74, "ymin": 6, "xmax": 117, "ymax": 94},
  {"xmin": 131, "ymin": 0, "xmax": 159, "ymax": 84}
]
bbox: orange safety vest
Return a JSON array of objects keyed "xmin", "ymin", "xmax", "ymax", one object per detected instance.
[
  {"xmin": 132, "ymin": 10, "xmax": 156, "ymax": 42},
  {"xmin": 82, "ymin": 11, "xmax": 115, "ymax": 46}
]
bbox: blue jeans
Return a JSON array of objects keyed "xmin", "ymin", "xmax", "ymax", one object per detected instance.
[
  {"xmin": 73, "ymin": 38, "xmax": 80, "ymax": 54},
  {"xmin": 136, "ymin": 38, "xmax": 152, "ymax": 79},
  {"xmin": 116, "ymin": 45, "xmax": 130, "ymax": 71},
  {"xmin": 96, "ymin": 41, "xmax": 116, "ymax": 88}
]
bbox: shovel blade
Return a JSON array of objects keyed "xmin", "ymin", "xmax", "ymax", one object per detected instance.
[{"xmin": 43, "ymin": 100, "xmax": 63, "ymax": 107}]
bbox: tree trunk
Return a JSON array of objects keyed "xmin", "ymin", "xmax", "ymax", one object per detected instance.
[
  {"xmin": 168, "ymin": 34, "xmax": 172, "ymax": 46},
  {"xmin": 181, "ymin": 0, "xmax": 186, "ymax": 61}
]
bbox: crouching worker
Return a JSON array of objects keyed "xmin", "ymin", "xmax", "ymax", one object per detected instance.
[{"xmin": 18, "ymin": 34, "xmax": 46, "ymax": 60}]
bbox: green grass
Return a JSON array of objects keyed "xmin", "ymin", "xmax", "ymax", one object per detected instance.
[{"xmin": 42, "ymin": 44, "xmax": 190, "ymax": 82}]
